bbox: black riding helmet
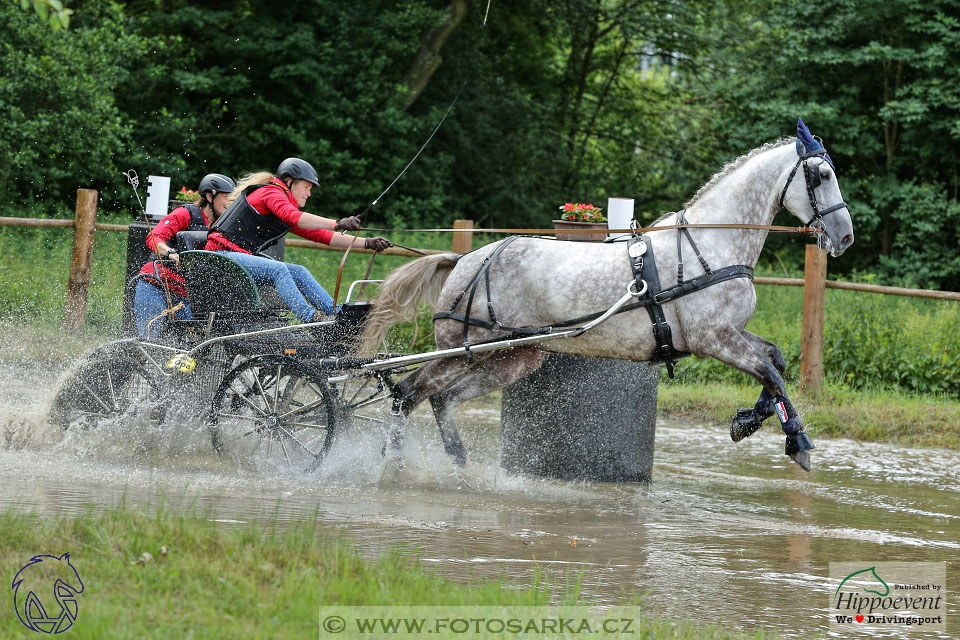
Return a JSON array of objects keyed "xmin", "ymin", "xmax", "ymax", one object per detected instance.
[
  {"xmin": 198, "ymin": 173, "xmax": 236, "ymax": 198},
  {"xmin": 276, "ymin": 157, "xmax": 320, "ymax": 188}
]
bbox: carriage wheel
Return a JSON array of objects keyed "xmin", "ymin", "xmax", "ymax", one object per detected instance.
[
  {"xmin": 52, "ymin": 342, "xmax": 166, "ymax": 430},
  {"xmin": 326, "ymin": 371, "xmax": 391, "ymax": 431},
  {"xmin": 209, "ymin": 355, "xmax": 338, "ymax": 471}
]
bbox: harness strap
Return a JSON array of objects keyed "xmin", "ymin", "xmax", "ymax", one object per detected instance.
[
  {"xmin": 630, "ymin": 236, "xmax": 681, "ymax": 376},
  {"xmin": 448, "ymin": 236, "xmax": 519, "ymax": 358},
  {"xmin": 433, "ymin": 257, "xmax": 753, "ymax": 343},
  {"xmin": 675, "ymin": 209, "xmax": 713, "ymax": 284}
]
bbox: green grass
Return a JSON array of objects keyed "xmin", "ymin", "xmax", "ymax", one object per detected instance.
[{"xmin": 0, "ymin": 506, "xmax": 777, "ymax": 640}]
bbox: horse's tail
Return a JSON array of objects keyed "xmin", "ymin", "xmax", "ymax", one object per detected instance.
[{"xmin": 358, "ymin": 252, "xmax": 461, "ymax": 355}]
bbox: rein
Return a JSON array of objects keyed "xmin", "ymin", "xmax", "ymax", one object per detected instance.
[{"xmin": 359, "ymin": 223, "xmax": 816, "ymax": 236}]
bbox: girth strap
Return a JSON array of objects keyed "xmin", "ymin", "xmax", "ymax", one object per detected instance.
[
  {"xmin": 445, "ymin": 236, "xmax": 520, "ymax": 359},
  {"xmin": 630, "ymin": 235, "xmax": 682, "ymax": 377}
]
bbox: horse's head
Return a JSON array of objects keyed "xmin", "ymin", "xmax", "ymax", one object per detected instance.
[{"xmin": 778, "ymin": 118, "xmax": 854, "ymax": 256}]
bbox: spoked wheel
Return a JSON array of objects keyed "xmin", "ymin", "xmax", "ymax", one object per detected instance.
[
  {"xmin": 327, "ymin": 371, "xmax": 391, "ymax": 431},
  {"xmin": 209, "ymin": 355, "xmax": 338, "ymax": 471},
  {"xmin": 51, "ymin": 341, "xmax": 166, "ymax": 430}
]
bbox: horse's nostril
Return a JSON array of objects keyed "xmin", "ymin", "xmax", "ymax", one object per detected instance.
[{"xmin": 841, "ymin": 234, "xmax": 852, "ymax": 247}]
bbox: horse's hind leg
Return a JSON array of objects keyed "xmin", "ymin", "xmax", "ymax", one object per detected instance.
[
  {"xmin": 384, "ymin": 353, "xmax": 497, "ymax": 462},
  {"xmin": 730, "ymin": 331, "xmax": 786, "ymax": 442},
  {"xmin": 695, "ymin": 327, "xmax": 814, "ymax": 470},
  {"xmin": 429, "ymin": 347, "xmax": 546, "ymax": 466}
]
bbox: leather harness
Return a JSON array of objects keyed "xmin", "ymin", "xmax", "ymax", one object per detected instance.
[{"xmin": 433, "ymin": 232, "xmax": 754, "ymax": 371}]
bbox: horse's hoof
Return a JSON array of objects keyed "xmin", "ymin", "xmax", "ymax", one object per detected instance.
[
  {"xmin": 785, "ymin": 431, "xmax": 815, "ymax": 454},
  {"xmin": 785, "ymin": 432, "xmax": 815, "ymax": 471},
  {"xmin": 444, "ymin": 442, "xmax": 467, "ymax": 466},
  {"xmin": 731, "ymin": 408, "xmax": 764, "ymax": 442},
  {"xmin": 788, "ymin": 449, "xmax": 812, "ymax": 472}
]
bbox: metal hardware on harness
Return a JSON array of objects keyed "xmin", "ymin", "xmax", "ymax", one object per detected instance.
[
  {"xmin": 628, "ymin": 279, "xmax": 648, "ymax": 297},
  {"xmin": 570, "ymin": 280, "xmax": 647, "ymax": 337}
]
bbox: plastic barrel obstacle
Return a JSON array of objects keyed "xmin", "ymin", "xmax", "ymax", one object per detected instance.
[{"xmin": 500, "ymin": 354, "xmax": 659, "ymax": 482}]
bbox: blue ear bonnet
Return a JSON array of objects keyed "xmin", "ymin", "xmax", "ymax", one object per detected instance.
[{"xmin": 796, "ymin": 117, "xmax": 834, "ymax": 168}]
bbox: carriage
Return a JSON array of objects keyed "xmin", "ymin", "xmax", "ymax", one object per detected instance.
[{"xmin": 49, "ymin": 244, "xmax": 410, "ymax": 472}]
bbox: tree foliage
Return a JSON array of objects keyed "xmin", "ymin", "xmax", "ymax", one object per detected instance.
[
  {"xmin": 0, "ymin": 0, "xmax": 957, "ymax": 288},
  {"xmin": 703, "ymin": 0, "xmax": 960, "ymax": 288},
  {"xmin": 0, "ymin": 1, "xmax": 138, "ymax": 211}
]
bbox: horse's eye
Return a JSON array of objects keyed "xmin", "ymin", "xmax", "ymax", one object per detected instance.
[{"xmin": 820, "ymin": 171, "xmax": 831, "ymax": 181}]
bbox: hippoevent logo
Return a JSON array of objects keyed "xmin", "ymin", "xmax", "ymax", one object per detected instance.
[
  {"xmin": 11, "ymin": 553, "xmax": 84, "ymax": 634},
  {"xmin": 830, "ymin": 562, "xmax": 945, "ymax": 632}
]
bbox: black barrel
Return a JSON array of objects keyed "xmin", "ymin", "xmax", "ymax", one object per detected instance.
[{"xmin": 500, "ymin": 354, "xmax": 659, "ymax": 482}]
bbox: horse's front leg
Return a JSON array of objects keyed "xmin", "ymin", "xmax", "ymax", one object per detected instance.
[
  {"xmin": 730, "ymin": 331, "xmax": 787, "ymax": 442},
  {"xmin": 694, "ymin": 327, "xmax": 814, "ymax": 471},
  {"xmin": 384, "ymin": 355, "xmax": 483, "ymax": 466}
]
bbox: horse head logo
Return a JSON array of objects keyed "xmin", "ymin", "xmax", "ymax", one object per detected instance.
[
  {"xmin": 835, "ymin": 566, "xmax": 890, "ymax": 599},
  {"xmin": 11, "ymin": 553, "xmax": 84, "ymax": 634}
]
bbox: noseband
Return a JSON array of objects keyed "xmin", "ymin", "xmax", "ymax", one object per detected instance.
[{"xmin": 778, "ymin": 148, "xmax": 848, "ymax": 226}]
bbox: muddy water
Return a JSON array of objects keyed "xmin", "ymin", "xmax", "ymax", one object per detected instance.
[{"xmin": 1, "ymin": 360, "xmax": 957, "ymax": 638}]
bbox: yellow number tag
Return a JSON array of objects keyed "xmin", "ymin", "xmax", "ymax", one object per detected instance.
[{"xmin": 165, "ymin": 354, "xmax": 197, "ymax": 374}]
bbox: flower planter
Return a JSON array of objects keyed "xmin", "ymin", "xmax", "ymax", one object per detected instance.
[{"xmin": 552, "ymin": 219, "xmax": 607, "ymax": 242}]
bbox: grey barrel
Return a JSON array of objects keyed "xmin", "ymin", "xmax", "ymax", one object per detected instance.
[{"xmin": 500, "ymin": 354, "xmax": 659, "ymax": 482}]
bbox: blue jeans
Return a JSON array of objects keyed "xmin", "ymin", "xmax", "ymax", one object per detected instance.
[
  {"xmin": 134, "ymin": 281, "xmax": 192, "ymax": 338},
  {"xmin": 220, "ymin": 251, "xmax": 336, "ymax": 321}
]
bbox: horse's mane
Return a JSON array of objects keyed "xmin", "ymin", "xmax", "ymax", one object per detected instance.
[{"xmin": 685, "ymin": 137, "xmax": 793, "ymax": 208}]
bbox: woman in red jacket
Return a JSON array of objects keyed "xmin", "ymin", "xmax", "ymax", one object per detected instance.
[
  {"xmin": 133, "ymin": 173, "xmax": 235, "ymax": 337},
  {"xmin": 205, "ymin": 158, "xmax": 390, "ymax": 323}
]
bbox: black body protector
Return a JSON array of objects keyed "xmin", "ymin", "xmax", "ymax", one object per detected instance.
[
  {"xmin": 165, "ymin": 204, "xmax": 208, "ymax": 251},
  {"xmin": 208, "ymin": 183, "xmax": 292, "ymax": 254}
]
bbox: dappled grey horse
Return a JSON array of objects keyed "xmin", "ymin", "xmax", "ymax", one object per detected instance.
[{"xmin": 360, "ymin": 119, "xmax": 854, "ymax": 471}]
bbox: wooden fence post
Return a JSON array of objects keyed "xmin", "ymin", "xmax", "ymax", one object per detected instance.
[
  {"xmin": 63, "ymin": 188, "xmax": 98, "ymax": 333},
  {"xmin": 800, "ymin": 244, "xmax": 827, "ymax": 392},
  {"xmin": 452, "ymin": 219, "xmax": 474, "ymax": 254}
]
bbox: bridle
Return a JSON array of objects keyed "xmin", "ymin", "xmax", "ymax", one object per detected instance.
[{"xmin": 778, "ymin": 144, "xmax": 848, "ymax": 229}]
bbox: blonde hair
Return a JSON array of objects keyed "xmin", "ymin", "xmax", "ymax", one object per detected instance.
[{"xmin": 226, "ymin": 171, "xmax": 275, "ymax": 205}]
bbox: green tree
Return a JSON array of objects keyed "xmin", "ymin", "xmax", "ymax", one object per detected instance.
[
  {"xmin": 109, "ymin": 0, "xmax": 452, "ymax": 227},
  {"xmin": 18, "ymin": 0, "xmax": 73, "ymax": 30},
  {"xmin": 0, "ymin": 1, "xmax": 141, "ymax": 215},
  {"xmin": 706, "ymin": 0, "xmax": 960, "ymax": 288}
]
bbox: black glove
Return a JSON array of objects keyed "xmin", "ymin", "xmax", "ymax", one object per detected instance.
[
  {"xmin": 333, "ymin": 215, "xmax": 361, "ymax": 232},
  {"xmin": 365, "ymin": 236, "xmax": 392, "ymax": 252}
]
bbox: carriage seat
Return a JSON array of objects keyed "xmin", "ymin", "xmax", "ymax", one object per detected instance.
[{"xmin": 176, "ymin": 250, "xmax": 291, "ymax": 336}]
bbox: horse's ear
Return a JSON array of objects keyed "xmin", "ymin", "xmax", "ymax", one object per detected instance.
[
  {"xmin": 59, "ymin": 552, "xmax": 71, "ymax": 562},
  {"xmin": 796, "ymin": 117, "xmax": 817, "ymax": 154},
  {"xmin": 795, "ymin": 117, "xmax": 835, "ymax": 167}
]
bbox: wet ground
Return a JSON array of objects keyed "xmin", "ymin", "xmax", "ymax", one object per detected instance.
[{"xmin": 1, "ymin": 360, "xmax": 957, "ymax": 638}]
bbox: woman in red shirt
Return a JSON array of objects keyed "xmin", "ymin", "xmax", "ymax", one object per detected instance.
[
  {"xmin": 133, "ymin": 173, "xmax": 235, "ymax": 337},
  {"xmin": 205, "ymin": 158, "xmax": 390, "ymax": 323}
]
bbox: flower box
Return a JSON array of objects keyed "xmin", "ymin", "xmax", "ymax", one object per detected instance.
[{"xmin": 552, "ymin": 219, "xmax": 607, "ymax": 242}]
